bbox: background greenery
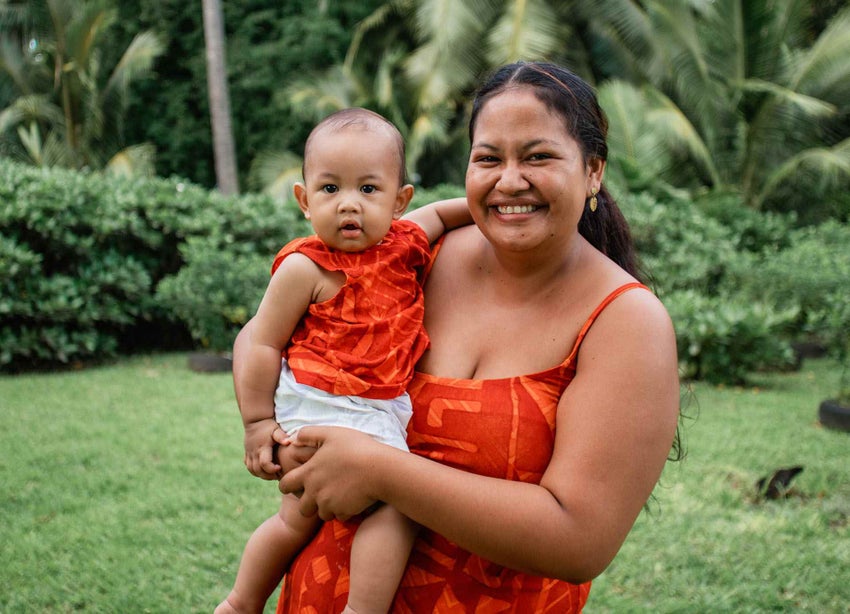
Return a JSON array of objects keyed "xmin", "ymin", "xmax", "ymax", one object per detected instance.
[
  {"xmin": 2, "ymin": 2, "xmax": 849, "ymax": 606},
  {"xmin": 0, "ymin": 353, "xmax": 846, "ymax": 612},
  {"xmin": 2, "ymin": 1, "xmax": 849, "ymax": 382}
]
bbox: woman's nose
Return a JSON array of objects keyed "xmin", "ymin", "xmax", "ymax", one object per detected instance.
[{"xmin": 495, "ymin": 163, "xmax": 530, "ymax": 193}]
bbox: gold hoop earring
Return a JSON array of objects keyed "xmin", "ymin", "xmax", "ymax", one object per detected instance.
[{"xmin": 589, "ymin": 187, "xmax": 598, "ymax": 212}]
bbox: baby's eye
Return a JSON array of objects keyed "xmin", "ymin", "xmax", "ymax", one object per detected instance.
[
  {"xmin": 322, "ymin": 184, "xmax": 338, "ymax": 194},
  {"xmin": 361, "ymin": 185, "xmax": 377, "ymax": 194}
]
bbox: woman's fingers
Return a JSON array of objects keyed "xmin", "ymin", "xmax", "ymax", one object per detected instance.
[
  {"xmin": 287, "ymin": 425, "xmax": 328, "ymax": 448},
  {"xmin": 279, "ymin": 464, "xmax": 304, "ymax": 496}
]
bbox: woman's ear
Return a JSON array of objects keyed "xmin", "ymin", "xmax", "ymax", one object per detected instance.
[
  {"xmin": 393, "ymin": 184, "xmax": 415, "ymax": 219},
  {"xmin": 587, "ymin": 157, "xmax": 606, "ymax": 191},
  {"xmin": 293, "ymin": 182, "xmax": 310, "ymax": 219}
]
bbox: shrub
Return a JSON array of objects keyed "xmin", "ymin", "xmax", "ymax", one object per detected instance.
[
  {"xmin": 727, "ymin": 220, "xmax": 850, "ymax": 353},
  {"xmin": 694, "ymin": 191, "xmax": 795, "ymax": 253},
  {"xmin": 621, "ymin": 190, "xmax": 802, "ymax": 384},
  {"xmin": 665, "ymin": 290, "xmax": 798, "ymax": 384},
  {"xmin": 408, "ymin": 183, "xmax": 466, "ymax": 210},
  {"xmin": 155, "ymin": 239, "xmax": 269, "ymax": 353},
  {"xmin": 621, "ymin": 191, "xmax": 739, "ymax": 294},
  {"xmin": 0, "ymin": 160, "xmax": 309, "ymax": 370}
]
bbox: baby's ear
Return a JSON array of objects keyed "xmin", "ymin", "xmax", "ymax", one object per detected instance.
[
  {"xmin": 293, "ymin": 183, "xmax": 310, "ymax": 218},
  {"xmin": 393, "ymin": 184, "xmax": 414, "ymax": 219}
]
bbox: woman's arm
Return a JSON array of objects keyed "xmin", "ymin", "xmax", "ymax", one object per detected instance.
[
  {"xmin": 402, "ymin": 197, "xmax": 471, "ymax": 243},
  {"xmin": 281, "ymin": 289, "xmax": 680, "ymax": 583}
]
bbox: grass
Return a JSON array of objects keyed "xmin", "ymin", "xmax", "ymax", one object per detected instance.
[{"xmin": 1, "ymin": 354, "xmax": 848, "ymax": 612}]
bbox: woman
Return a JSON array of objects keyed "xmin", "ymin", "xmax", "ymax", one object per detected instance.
[{"xmin": 233, "ymin": 61, "xmax": 681, "ymax": 612}]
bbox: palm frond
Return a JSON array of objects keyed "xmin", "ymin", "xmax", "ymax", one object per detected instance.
[
  {"xmin": 643, "ymin": 85, "xmax": 721, "ymax": 186},
  {"xmin": 788, "ymin": 6, "xmax": 850, "ymax": 101},
  {"xmin": 102, "ymin": 30, "xmax": 164, "ymax": 101},
  {"xmin": 64, "ymin": 0, "xmax": 114, "ymax": 71},
  {"xmin": 105, "ymin": 142, "xmax": 156, "ymax": 178},
  {"xmin": 755, "ymin": 137, "xmax": 850, "ymax": 208},
  {"xmin": 593, "ymin": 0, "xmax": 656, "ymax": 67},
  {"xmin": 599, "ymin": 79, "xmax": 683, "ymax": 191},
  {"xmin": 0, "ymin": 94, "xmax": 64, "ymax": 132},
  {"xmin": 247, "ymin": 150, "xmax": 303, "ymax": 203},
  {"xmin": 285, "ymin": 65, "xmax": 363, "ymax": 121},
  {"xmin": 16, "ymin": 121, "xmax": 43, "ymax": 164},
  {"xmin": 344, "ymin": 0, "xmax": 414, "ymax": 71},
  {"xmin": 485, "ymin": 0, "xmax": 564, "ymax": 65},
  {"xmin": 738, "ymin": 78, "xmax": 836, "ymax": 117},
  {"xmin": 0, "ymin": 35, "xmax": 34, "ymax": 94},
  {"xmin": 406, "ymin": 104, "xmax": 451, "ymax": 176},
  {"xmin": 404, "ymin": 0, "xmax": 486, "ymax": 109},
  {"xmin": 598, "ymin": 80, "xmax": 643, "ymax": 162}
]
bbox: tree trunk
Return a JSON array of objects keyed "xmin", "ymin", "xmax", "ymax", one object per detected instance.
[{"xmin": 201, "ymin": 0, "xmax": 239, "ymax": 195}]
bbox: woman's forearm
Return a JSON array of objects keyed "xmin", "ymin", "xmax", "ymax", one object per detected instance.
[{"xmin": 365, "ymin": 445, "xmax": 619, "ymax": 582}]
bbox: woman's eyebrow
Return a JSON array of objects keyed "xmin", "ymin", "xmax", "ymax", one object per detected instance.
[{"xmin": 471, "ymin": 138, "xmax": 558, "ymax": 151}]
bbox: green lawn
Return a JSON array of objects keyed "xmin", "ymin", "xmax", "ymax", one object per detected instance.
[{"xmin": 1, "ymin": 354, "xmax": 848, "ymax": 612}]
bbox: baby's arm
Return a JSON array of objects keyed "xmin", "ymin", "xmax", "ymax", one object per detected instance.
[
  {"xmin": 239, "ymin": 253, "xmax": 319, "ymax": 479},
  {"xmin": 402, "ymin": 197, "xmax": 471, "ymax": 244}
]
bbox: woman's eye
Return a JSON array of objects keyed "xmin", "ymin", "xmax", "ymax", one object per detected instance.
[
  {"xmin": 361, "ymin": 185, "xmax": 377, "ymax": 194},
  {"xmin": 322, "ymin": 184, "xmax": 338, "ymax": 193},
  {"xmin": 475, "ymin": 155, "xmax": 499, "ymax": 164},
  {"xmin": 529, "ymin": 153, "xmax": 551, "ymax": 161}
]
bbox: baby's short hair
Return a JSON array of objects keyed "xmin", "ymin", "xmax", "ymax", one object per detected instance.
[{"xmin": 304, "ymin": 108, "xmax": 407, "ymax": 185}]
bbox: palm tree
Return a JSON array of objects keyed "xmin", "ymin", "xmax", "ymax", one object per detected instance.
[
  {"xmin": 201, "ymin": 0, "xmax": 238, "ymax": 194},
  {"xmin": 274, "ymin": 0, "xmax": 596, "ymax": 187},
  {"xmin": 0, "ymin": 0, "xmax": 163, "ymax": 175},
  {"xmin": 594, "ymin": 0, "xmax": 850, "ymax": 211}
]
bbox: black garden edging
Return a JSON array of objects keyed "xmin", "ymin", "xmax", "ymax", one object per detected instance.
[
  {"xmin": 819, "ymin": 399, "xmax": 850, "ymax": 432},
  {"xmin": 188, "ymin": 352, "xmax": 233, "ymax": 373}
]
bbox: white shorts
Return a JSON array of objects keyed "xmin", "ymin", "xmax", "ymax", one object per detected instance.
[{"xmin": 274, "ymin": 358, "xmax": 412, "ymax": 451}]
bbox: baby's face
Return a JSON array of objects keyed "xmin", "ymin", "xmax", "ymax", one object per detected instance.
[{"xmin": 297, "ymin": 126, "xmax": 407, "ymax": 252}]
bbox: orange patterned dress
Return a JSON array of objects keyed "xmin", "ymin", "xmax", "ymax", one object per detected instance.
[
  {"xmin": 276, "ymin": 282, "xmax": 649, "ymax": 613},
  {"xmin": 272, "ymin": 220, "xmax": 432, "ymax": 400}
]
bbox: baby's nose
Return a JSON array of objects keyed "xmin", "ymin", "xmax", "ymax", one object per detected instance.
[{"xmin": 337, "ymin": 197, "xmax": 361, "ymax": 213}]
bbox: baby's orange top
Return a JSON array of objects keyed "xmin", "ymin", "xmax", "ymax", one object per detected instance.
[{"xmin": 272, "ymin": 219, "xmax": 431, "ymax": 400}]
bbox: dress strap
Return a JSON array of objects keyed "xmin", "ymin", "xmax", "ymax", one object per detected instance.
[{"xmin": 565, "ymin": 282, "xmax": 650, "ymax": 364}]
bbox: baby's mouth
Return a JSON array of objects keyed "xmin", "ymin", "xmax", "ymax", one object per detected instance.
[{"xmin": 340, "ymin": 221, "xmax": 363, "ymax": 237}]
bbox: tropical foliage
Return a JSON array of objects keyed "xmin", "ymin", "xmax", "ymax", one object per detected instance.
[
  {"xmin": 274, "ymin": 0, "xmax": 600, "ymax": 186},
  {"xmin": 596, "ymin": 0, "xmax": 850, "ymax": 218},
  {"xmin": 0, "ymin": 0, "xmax": 164, "ymax": 175},
  {"xmin": 113, "ymin": 0, "xmax": 381, "ymax": 189},
  {"xmin": 260, "ymin": 0, "xmax": 850, "ymax": 216}
]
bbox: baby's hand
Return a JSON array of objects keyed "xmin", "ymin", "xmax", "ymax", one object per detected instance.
[{"xmin": 243, "ymin": 418, "xmax": 286, "ymax": 480}]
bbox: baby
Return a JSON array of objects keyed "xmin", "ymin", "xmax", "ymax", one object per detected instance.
[{"xmin": 216, "ymin": 108, "xmax": 470, "ymax": 614}]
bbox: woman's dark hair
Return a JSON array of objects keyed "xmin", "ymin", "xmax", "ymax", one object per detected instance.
[{"xmin": 469, "ymin": 62, "xmax": 641, "ymax": 281}]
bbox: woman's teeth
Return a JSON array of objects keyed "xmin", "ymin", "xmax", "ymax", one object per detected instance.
[{"xmin": 497, "ymin": 204, "xmax": 537, "ymax": 214}]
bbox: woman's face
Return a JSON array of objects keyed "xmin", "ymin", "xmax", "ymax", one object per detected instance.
[{"xmin": 465, "ymin": 86, "xmax": 603, "ymax": 254}]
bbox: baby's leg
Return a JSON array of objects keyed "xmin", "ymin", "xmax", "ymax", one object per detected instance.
[
  {"xmin": 344, "ymin": 505, "xmax": 418, "ymax": 614},
  {"xmin": 216, "ymin": 494, "xmax": 321, "ymax": 614}
]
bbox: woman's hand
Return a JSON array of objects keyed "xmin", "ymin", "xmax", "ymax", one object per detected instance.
[{"xmin": 279, "ymin": 426, "xmax": 385, "ymax": 521}]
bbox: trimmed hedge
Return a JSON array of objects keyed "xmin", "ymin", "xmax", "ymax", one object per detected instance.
[
  {"xmin": 0, "ymin": 160, "xmax": 309, "ymax": 370},
  {"xmin": 622, "ymin": 191, "xmax": 800, "ymax": 383},
  {"xmin": 3, "ymin": 158, "xmax": 845, "ymax": 387}
]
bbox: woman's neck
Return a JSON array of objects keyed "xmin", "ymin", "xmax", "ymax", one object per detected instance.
[{"xmin": 474, "ymin": 231, "xmax": 589, "ymax": 299}]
